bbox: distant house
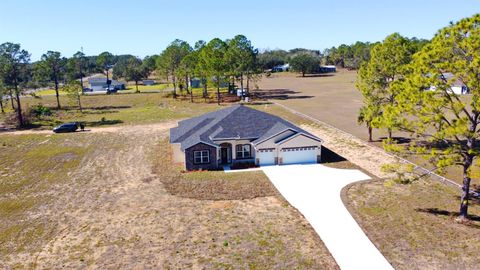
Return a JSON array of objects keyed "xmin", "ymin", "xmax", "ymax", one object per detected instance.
[
  {"xmin": 143, "ymin": 80, "xmax": 155, "ymax": 86},
  {"xmin": 170, "ymin": 105, "xmax": 323, "ymax": 171},
  {"xmin": 272, "ymin": 63, "xmax": 290, "ymax": 72},
  {"xmin": 319, "ymin": 65, "xmax": 336, "ymax": 73},
  {"xmin": 88, "ymin": 77, "xmax": 126, "ymax": 91},
  {"xmin": 189, "ymin": 77, "xmax": 228, "ymax": 88},
  {"xmin": 429, "ymin": 72, "xmax": 469, "ymax": 95},
  {"xmin": 190, "ymin": 78, "xmax": 201, "ymax": 88}
]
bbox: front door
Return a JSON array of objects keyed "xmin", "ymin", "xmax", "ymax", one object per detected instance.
[{"xmin": 221, "ymin": 147, "xmax": 229, "ymax": 164}]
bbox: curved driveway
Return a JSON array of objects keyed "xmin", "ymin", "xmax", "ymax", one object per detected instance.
[{"xmin": 262, "ymin": 164, "xmax": 394, "ymax": 270}]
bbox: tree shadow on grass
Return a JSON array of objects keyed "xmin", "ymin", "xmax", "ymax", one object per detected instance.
[
  {"xmin": 297, "ymin": 73, "xmax": 336, "ymax": 78},
  {"xmin": 376, "ymin": 136, "xmax": 412, "ymax": 144},
  {"xmin": 49, "ymin": 105, "xmax": 132, "ymax": 111},
  {"xmin": 85, "ymin": 119, "xmax": 123, "ymax": 127},
  {"xmin": 254, "ymin": 89, "xmax": 314, "ymax": 100},
  {"xmin": 415, "ymin": 208, "xmax": 480, "ymax": 227},
  {"xmin": 81, "ymin": 110, "xmax": 120, "ymax": 115}
]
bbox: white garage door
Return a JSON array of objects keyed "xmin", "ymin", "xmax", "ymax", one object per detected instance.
[
  {"xmin": 281, "ymin": 147, "xmax": 317, "ymax": 165},
  {"xmin": 257, "ymin": 150, "xmax": 275, "ymax": 166}
]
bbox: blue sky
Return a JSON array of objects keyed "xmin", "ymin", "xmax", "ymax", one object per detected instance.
[{"xmin": 1, "ymin": 0, "xmax": 478, "ymax": 60}]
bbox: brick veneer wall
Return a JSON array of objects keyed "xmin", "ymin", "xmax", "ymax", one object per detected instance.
[{"xmin": 185, "ymin": 143, "xmax": 218, "ymax": 171}]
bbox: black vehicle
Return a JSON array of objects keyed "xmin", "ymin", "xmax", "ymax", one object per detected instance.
[{"xmin": 53, "ymin": 122, "xmax": 78, "ymax": 133}]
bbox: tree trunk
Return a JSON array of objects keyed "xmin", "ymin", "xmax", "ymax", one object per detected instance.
[
  {"xmin": 54, "ymin": 75, "xmax": 61, "ymax": 109},
  {"xmin": 185, "ymin": 75, "xmax": 190, "ymax": 94},
  {"xmin": 14, "ymin": 83, "xmax": 23, "ymax": 127},
  {"xmin": 459, "ymin": 155, "xmax": 473, "ymax": 220},
  {"xmin": 190, "ymin": 83, "xmax": 193, "ymax": 103},
  {"xmin": 106, "ymin": 68, "xmax": 111, "ymax": 92},
  {"xmin": 78, "ymin": 94, "xmax": 83, "ymax": 113},
  {"xmin": 203, "ymin": 77, "xmax": 207, "ymax": 102},
  {"xmin": 246, "ymin": 71, "xmax": 250, "ymax": 97},
  {"xmin": 0, "ymin": 99, "xmax": 4, "ymax": 113},
  {"xmin": 240, "ymin": 73, "xmax": 244, "ymax": 101},
  {"xmin": 368, "ymin": 124, "xmax": 373, "ymax": 142},
  {"xmin": 135, "ymin": 81, "xmax": 139, "ymax": 93},
  {"xmin": 9, "ymin": 89, "xmax": 15, "ymax": 110},
  {"xmin": 172, "ymin": 76, "xmax": 177, "ymax": 99},
  {"xmin": 388, "ymin": 128, "xmax": 392, "ymax": 140},
  {"xmin": 217, "ymin": 84, "xmax": 220, "ymax": 105},
  {"xmin": 80, "ymin": 66, "xmax": 84, "ymax": 96},
  {"xmin": 302, "ymin": 71, "xmax": 306, "ymax": 77}
]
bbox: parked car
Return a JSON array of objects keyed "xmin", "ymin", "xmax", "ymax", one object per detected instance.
[
  {"xmin": 105, "ymin": 85, "xmax": 118, "ymax": 94},
  {"xmin": 83, "ymin": 87, "xmax": 93, "ymax": 92},
  {"xmin": 53, "ymin": 122, "xmax": 78, "ymax": 133}
]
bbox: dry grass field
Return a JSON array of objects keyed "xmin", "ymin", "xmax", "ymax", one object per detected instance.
[
  {"xmin": 0, "ymin": 101, "xmax": 338, "ymax": 269},
  {"xmin": 257, "ymin": 70, "xmax": 368, "ymax": 139},
  {"xmin": 344, "ymin": 179, "xmax": 480, "ymax": 270}
]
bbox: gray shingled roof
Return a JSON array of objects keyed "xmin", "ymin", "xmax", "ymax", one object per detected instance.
[{"xmin": 170, "ymin": 105, "xmax": 321, "ymax": 150}]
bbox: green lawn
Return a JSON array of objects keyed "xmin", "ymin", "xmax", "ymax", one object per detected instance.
[
  {"xmin": 34, "ymin": 89, "xmax": 67, "ymax": 96},
  {"xmin": 1, "ymin": 92, "xmax": 224, "ymax": 129},
  {"xmin": 125, "ymin": 83, "xmax": 171, "ymax": 92}
]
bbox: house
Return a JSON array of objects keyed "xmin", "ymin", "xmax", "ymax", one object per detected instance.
[
  {"xmin": 88, "ymin": 77, "xmax": 126, "ymax": 91},
  {"xmin": 272, "ymin": 63, "xmax": 290, "ymax": 72},
  {"xmin": 429, "ymin": 72, "xmax": 469, "ymax": 95},
  {"xmin": 190, "ymin": 78, "xmax": 201, "ymax": 88},
  {"xmin": 143, "ymin": 80, "xmax": 155, "ymax": 86},
  {"xmin": 170, "ymin": 105, "xmax": 323, "ymax": 171}
]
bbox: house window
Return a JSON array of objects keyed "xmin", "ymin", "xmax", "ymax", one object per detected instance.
[
  {"xmin": 236, "ymin": 144, "xmax": 251, "ymax": 159},
  {"xmin": 193, "ymin": 150, "xmax": 210, "ymax": 164}
]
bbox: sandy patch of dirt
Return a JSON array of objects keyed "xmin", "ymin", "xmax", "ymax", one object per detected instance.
[{"xmin": 302, "ymin": 124, "xmax": 398, "ymax": 179}]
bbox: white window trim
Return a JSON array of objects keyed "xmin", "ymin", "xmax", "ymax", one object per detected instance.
[
  {"xmin": 193, "ymin": 150, "xmax": 210, "ymax": 164},
  {"xmin": 236, "ymin": 144, "xmax": 251, "ymax": 159}
]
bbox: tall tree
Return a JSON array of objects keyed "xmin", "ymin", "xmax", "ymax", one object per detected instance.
[
  {"xmin": 194, "ymin": 40, "xmax": 209, "ymax": 100},
  {"xmin": 356, "ymin": 33, "xmax": 415, "ymax": 140},
  {"xmin": 67, "ymin": 51, "xmax": 86, "ymax": 93},
  {"xmin": 157, "ymin": 40, "xmax": 191, "ymax": 99},
  {"xmin": 37, "ymin": 51, "xmax": 66, "ymax": 108},
  {"xmin": 142, "ymin": 55, "xmax": 158, "ymax": 77},
  {"xmin": 0, "ymin": 79, "xmax": 5, "ymax": 113},
  {"xmin": 202, "ymin": 38, "xmax": 228, "ymax": 105},
  {"xmin": 356, "ymin": 63, "xmax": 383, "ymax": 142},
  {"xmin": 393, "ymin": 15, "xmax": 480, "ymax": 221},
  {"xmin": 0, "ymin": 42, "xmax": 30, "ymax": 126},
  {"xmin": 125, "ymin": 56, "xmax": 147, "ymax": 93},
  {"xmin": 63, "ymin": 80, "xmax": 83, "ymax": 112},
  {"xmin": 226, "ymin": 35, "xmax": 257, "ymax": 98},
  {"xmin": 289, "ymin": 52, "xmax": 319, "ymax": 77},
  {"xmin": 179, "ymin": 50, "xmax": 198, "ymax": 102},
  {"xmin": 96, "ymin": 51, "xmax": 114, "ymax": 89},
  {"xmin": 257, "ymin": 49, "xmax": 288, "ymax": 70}
]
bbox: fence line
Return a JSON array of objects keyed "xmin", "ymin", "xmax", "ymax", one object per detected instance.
[{"xmin": 273, "ymin": 102, "xmax": 479, "ymax": 197}]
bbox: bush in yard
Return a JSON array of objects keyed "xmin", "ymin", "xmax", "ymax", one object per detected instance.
[{"xmin": 31, "ymin": 104, "xmax": 52, "ymax": 117}]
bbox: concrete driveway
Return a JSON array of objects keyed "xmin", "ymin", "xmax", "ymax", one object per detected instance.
[{"xmin": 262, "ymin": 164, "xmax": 394, "ymax": 270}]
